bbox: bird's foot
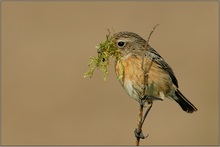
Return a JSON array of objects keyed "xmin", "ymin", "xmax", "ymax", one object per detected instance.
[{"xmin": 134, "ymin": 128, "xmax": 149, "ymax": 139}]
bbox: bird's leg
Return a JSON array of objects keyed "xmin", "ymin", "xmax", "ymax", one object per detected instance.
[
  {"xmin": 134, "ymin": 97, "xmax": 152, "ymax": 141},
  {"xmin": 134, "ymin": 102, "xmax": 152, "ymax": 142},
  {"xmin": 141, "ymin": 101, "xmax": 153, "ymax": 127},
  {"xmin": 135, "ymin": 95, "xmax": 163, "ymax": 141},
  {"xmin": 140, "ymin": 95, "xmax": 163, "ymax": 128}
]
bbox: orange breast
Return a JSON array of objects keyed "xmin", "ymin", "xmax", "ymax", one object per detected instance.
[{"xmin": 115, "ymin": 55, "xmax": 172, "ymax": 100}]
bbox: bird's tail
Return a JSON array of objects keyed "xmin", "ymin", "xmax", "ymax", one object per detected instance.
[{"xmin": 174, "ymin": 89, "xmax": 197, "ymax": 113}]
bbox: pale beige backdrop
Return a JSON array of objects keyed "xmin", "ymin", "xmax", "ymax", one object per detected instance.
[{"xmin": 1, "ymin": 1, "xmax": 218, "ymax": 146}]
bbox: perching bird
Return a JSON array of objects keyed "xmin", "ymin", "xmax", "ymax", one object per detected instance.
[{"xmin": 114, "ymin": 31, "xmax": 197, "ymax": 113}]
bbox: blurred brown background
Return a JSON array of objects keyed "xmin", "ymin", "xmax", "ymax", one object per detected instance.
[{"xmin": 1, "ymin": 1, "xmax": 218, "ymax": 146}]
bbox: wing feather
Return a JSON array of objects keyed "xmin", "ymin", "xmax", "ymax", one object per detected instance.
[{"xmin": 147, "ymin": 46, "xmax": 179, "ymax": 88}]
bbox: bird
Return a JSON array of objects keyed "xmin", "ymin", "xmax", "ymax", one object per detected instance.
[{"xmin": 113, "ymin": 31, "xmax": 197, "ymax": 113}]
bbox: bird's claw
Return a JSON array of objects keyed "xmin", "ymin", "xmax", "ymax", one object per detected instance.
[{"xmin": 134, "ymin": 128, "xmax": 149, "ymax": 139}]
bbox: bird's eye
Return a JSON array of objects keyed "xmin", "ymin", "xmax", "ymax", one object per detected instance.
[{"xmin": 117, "ymin": 41, "xmax": 126, "ymax": 48}]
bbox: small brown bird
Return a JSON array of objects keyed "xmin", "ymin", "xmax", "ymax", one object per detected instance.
[{"xmin": 114, "ymin": 31, "xmax": 197, "ymax": 113}]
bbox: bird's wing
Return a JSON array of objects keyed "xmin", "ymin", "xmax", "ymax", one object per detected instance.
[{"xmin": 147, "ymin": 47, "xmax": 179, "ymax": 88}]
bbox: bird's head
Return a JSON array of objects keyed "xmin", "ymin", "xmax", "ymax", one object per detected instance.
[{"xmin": 112, "ymin": 32, "xmax": 147, "ymax": 58}]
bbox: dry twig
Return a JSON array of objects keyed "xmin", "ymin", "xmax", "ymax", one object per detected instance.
[{"xmin": 135, "ymin": 24, "xmax": 159, "ymax": 146}]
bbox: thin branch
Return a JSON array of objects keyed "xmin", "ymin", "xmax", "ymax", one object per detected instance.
[
  {"xmin": 135, "ymin": 24, "xmax": 159, "ymax": 146},
  {"xmin": 141, "ymin": 24, "xmax": 159, "ymax": 97},
  {"xmin": 146, "ymin": 24, "xmax": 159, "ymax": 45},
  {"xmin": 135, "ymin": 104, "xmax": 144, "ymax": 146},
  {"xmin": 135, "ymin": 58, "xmax": 154, "ymax": 146}
]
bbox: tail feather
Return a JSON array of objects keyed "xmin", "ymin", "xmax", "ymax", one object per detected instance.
[{"xmin": 174, "ymin": 89, "xmax": 197, "ymax": 113}]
